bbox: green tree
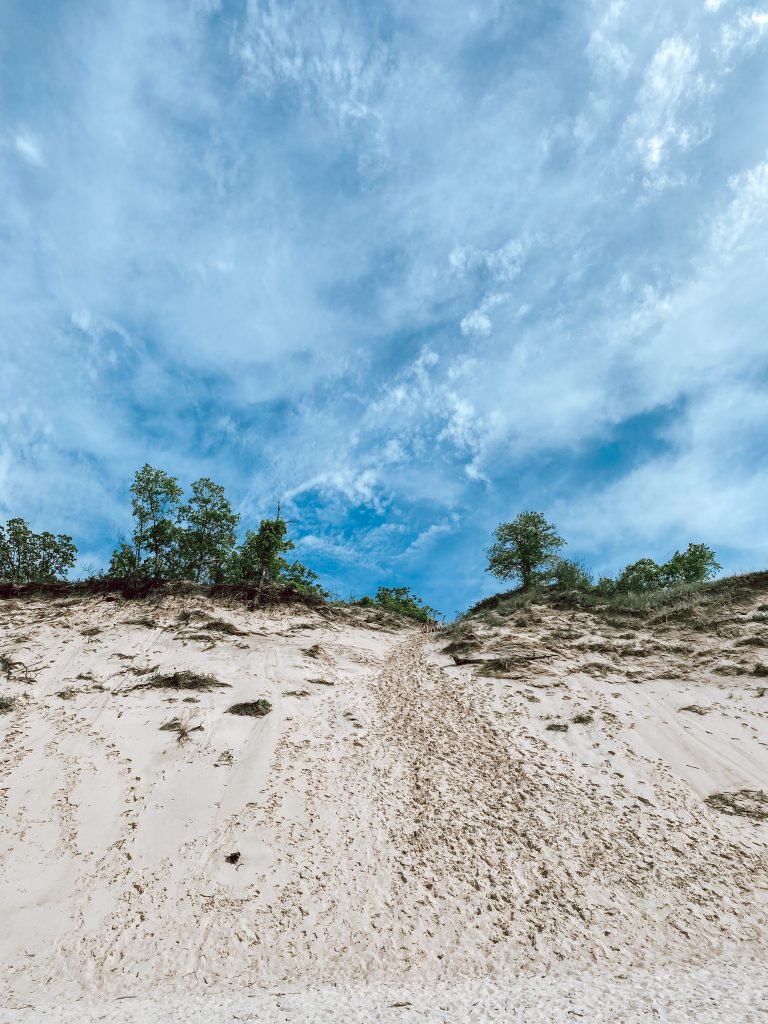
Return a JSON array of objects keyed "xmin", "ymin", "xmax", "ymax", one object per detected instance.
[
  {"xmin": 615, "ymin": 558, "xmax": 663, "ymax": 592},
  {"xmin": 282, "ymin": 560, "xmax": 329, "ymax": 598},
  {"xmin": 111, "ymin": 465, "xmax": 183, "ymax": 578},
  {"xmin": 661, "ymin": 543, "xmax": 721, "ymax": 585},
  {"xmin": 177, "ymin": 478, "xmax": 239, "ymax": 583},
  {"xmin": 486, "ymin": 511, "xmax": 565, "ymax": 591},
  {"xmin": 230, "ymin": 514, "xmax": 294, "ymax": 586},
  {"xmin": 0, "ymin": 518, "xmax": 77, "ymax": 583},
  {"xmin": 227, "ymin": 511, "xmax": 325, "ymax": 595},
  {"xmin": 108, "ymin": 535, "xmax": 142, "ymax": 578}
]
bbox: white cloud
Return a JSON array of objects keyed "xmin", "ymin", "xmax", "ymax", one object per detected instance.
[
  {"xmin": 14, "ymin": 133, "xmax": 43, "ymax": 166},
  {"xmin": 559, "ymin": 381, "xmax": 768, "ymax": 563},
  {"xmin": 460, "ymin": 309, "xmax": 492, "ymax": 337},
  {"xmin": 719, "ymin": 8, "xmax": 768, "ymax": 61},
  {"xmin": 450, "ymin": 238, "xmax": 527, "ymax": 282},
  {"xmin": 711, "ymin": 158, "xmax": 768, "ymax": 255},
  {"xmin": 624, "ymin": 36, "xmax": 711, "ymax": 188},
  {"xmin": 586, "ymin": 31, "xmax": 633, "ymax": 79},
  {"xmin": 234, "ymin": 0, "xmax": 389, "ymax": 131}
]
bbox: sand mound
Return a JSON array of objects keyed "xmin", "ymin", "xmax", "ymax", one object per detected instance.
[{"xmin": 1, "ymin": 584, "xmax": 767, "ymax": 1020}]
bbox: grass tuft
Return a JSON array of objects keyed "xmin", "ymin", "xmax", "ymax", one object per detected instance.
[
  {"xmin": 159, "ymin": 714, "xmax": 203, "ymax": 743},
  {"xmin": 132, "ymin": 669, "xmax": 228, "ymax": 692},
  {"xmin": 0, "ymin": 693, "xmax": 18, "ymax": 713},
  {"xmin": 226, "ymin": 699, "xmax": 272, "ymax": 717}
]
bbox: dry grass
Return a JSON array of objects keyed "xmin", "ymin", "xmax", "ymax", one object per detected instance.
[
  {"xmin": 125, "ymin": 615, "xmax": 160, "ymax": 628},
  {"xmin": 159, "ymin": 714, "xmax": 203, "ymax": 743},
  {"xmin": 201, "ymin": 619, "xmax": 248, "ymax": 636},
  {"xmin": 226, "ymin": 699, "xmax": 272, "ymax": 717},
  {"xmin": 129, "ymin": 669, "xmax": 228, "ymax": 693},
  {"xmin": 0, "ymin": 693, "xmax": 18, "ymax": 714},
  {"xmin": 0, "ymin": 652, "xmax": 34, "ymax": 683},
  {"xmin": 546, "ymin": 721, "xmax": 569, "ymax": 732},
  {"xmin": 572, "ymin": 712, "xmax": 594, "ymax": 725},
  {"xmin": 705, "ymin": 789, "xmax": 768, "ymax": 822}
]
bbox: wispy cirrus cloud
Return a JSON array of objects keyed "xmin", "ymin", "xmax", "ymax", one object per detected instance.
[{"xmin": 1, "ymin": 0, "xmax": 767, "ymax": 609}]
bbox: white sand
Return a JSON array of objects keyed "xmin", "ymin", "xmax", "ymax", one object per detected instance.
[{"xmin": 1, "ymin": 587, "xmax": 767, "ymax": 1022}]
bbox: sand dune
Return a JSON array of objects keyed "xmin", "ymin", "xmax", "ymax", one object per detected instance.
[{"xmin": 1, "ymin": 581, "xmax": 767, "ymax": 1022}]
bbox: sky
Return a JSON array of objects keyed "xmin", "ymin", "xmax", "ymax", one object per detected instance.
[{"xmin": 1, "ymin": 0, "xmax": 767, "ymax": 615}]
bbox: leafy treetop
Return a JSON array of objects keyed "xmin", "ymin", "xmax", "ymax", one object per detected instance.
[
  {"xmin": 0, "ymin": 518, "xmax": 77, "ymax": 583},
  {"xmin": 486, "ymin": 511, "xmax": 565, "ymax": 591}
]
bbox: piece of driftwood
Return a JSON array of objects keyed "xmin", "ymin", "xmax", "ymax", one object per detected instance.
[{"xmin": 452, "ymin": 653, "xmax": 554, "ymax": 666}]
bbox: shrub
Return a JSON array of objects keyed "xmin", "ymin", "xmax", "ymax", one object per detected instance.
[
  {"xmin": 356, "ymin": 586, "xmax": 438, "ymax": 623},
  {"xmin": 550, "ymin": 557, "xmax": 593, "ymax": 591},
  {"xmin": 661, "ymin": 543, "xmax": 721, "ymax": 585},
  {"xmin": 615, "ymin": 558, "xmax": 664, "ymax": 593}
]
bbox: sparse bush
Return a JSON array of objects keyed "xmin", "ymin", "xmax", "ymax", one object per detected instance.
[
  {"xmin": 594, "ymin": 576, "xmax": 617, "ymax": 597},
  {"xmin": 754, "ymin": 662, "xmax": 768, "ymax": 677},
  {"xmin": 572, "ymin": 712, "xmax": 594, "ymax": 725},
  {"xmin": 550, "ymin": 557, "xmax": 593, "ymax": 592},
  {"xmin": 356, "ymin": 586, "xmax": 438, "ymax": 623}
]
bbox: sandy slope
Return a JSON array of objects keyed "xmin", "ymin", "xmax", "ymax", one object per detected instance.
[{"xmin": 1, "ymin": 584, "xmax": 767, "ymax": 1022}]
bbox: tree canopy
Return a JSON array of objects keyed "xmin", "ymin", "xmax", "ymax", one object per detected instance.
[
  {"xmin": 0, "ymin": 518, "xmax": 77, "ymax": 583},
  {"xmin": 486, "ymin": 511, "xmax": 565, "ymax": 591},
  {"xmin": 177, "ymin": 477, "xmax": 239, "ymax": 584},
  {"xmin": 107, "ymin": 468, "xmax": 326, "ymax": 595}
]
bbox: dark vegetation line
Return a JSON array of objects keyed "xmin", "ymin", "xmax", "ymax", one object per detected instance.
[{"xmin": 0, "ymin": 470, "xmax": 732, "ymax": 623}]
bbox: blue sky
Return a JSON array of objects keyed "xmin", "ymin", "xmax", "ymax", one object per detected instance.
[{"xmin": 1, "ymin": 0, "xmax": 767, "ymax": 615}]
